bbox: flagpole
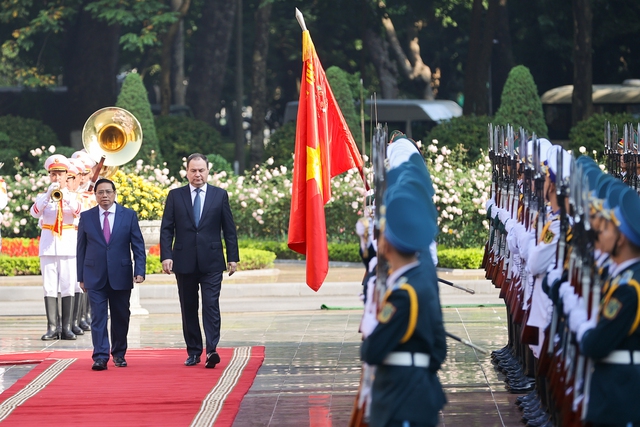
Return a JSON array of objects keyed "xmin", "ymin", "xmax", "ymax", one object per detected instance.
[{"xmin": 295, "ymin": 8, "xmax": 307, "ymax": 31}]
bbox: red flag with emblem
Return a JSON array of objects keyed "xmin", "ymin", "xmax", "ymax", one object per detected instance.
[{"xmin": 288, "ymin": 28, "xmax": 365, "ymax": 292}]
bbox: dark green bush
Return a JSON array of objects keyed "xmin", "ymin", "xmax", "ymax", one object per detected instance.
[
  {"xmin": 437, "ymin": 248, "xmax": 483, "ymax": 269},
  {"xmin": 493, "ymin": 65, "xmax": 548, "ymax": 138},
  {"xmin": 207, "ymin": 153, "xmax": 233, "ymax": 175},
  {"xmin": 265, "ymin": 122, "xmax": 295, "ymax": 168},
  {"xmin": 568, "ymin": 112, "xmax": 636, "ymax": 160},
  {"xmin": 116, "ymin": 73, "xmax": 163, "ymax": 167},
  {"xmin": 238, "ymin": 239, "xmax": 361, "ymax": 262},
  {"xmin": 0, "ymin": 115, "xmax": 61, "ymax": 174},
  {"xmin": 155, "ymin": 115, "xmax": 233, "ymax": 177},
  {"xmin": 427, "ymin": 115, "xmax": 492, "ymax": 162}
]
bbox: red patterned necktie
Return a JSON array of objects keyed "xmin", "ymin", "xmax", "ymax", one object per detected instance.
[{"xmin": 103, "ymin": 211, "xmax": 111, "ymax": 243}]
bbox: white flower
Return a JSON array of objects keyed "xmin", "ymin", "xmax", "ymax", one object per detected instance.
[
  {"xmin": 267, "ymin": 157, "xmax": 274, "ymax": 165},
  {"xmin": 351, "ymin": 201, "xmax": 359, "ymax": 210},
  {"xmin": 579, "ymin": 146, "xmax": 586, "ymax": 154},
  {"xmin": 48, "ymin": 145, "xmax": 56, "ymax": 153},
  {"xmin": 19, "ymin": 218, "xmax": 26, "ymax": 225}
]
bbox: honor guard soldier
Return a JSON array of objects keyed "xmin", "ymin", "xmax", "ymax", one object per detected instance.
[
  {"xmin": 360, "ymin": 143, "xmax": 447, "ymax": 427},
  {"xmin": 564, "ymin": 185, "xmax": 640, "ymax": 427},
  {"xmin": 30, "ymin": 155, "xmax": 82, "ymax": 340}
]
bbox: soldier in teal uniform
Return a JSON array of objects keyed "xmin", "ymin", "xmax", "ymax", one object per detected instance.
[
  {"xmin": 360, "ymin": 137, "xmax": 447, "ymax": 427},
  {"xmin": 565, "ymin": 185, "xmax": 640, "ymax": 427}
]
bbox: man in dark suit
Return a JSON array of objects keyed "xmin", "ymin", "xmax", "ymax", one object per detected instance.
[
  {"xmin": 160, "ymin": 153, "xmax": 239, "ymax": 368},
  {"xmin": 77, "ymin": 178, "xmax": 146, "ymax": 371}
]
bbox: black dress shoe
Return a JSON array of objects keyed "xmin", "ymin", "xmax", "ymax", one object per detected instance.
[
  {"xmin": 114, "ymin": 356, "xmax": 127, "ymax": 367},
  {"xmin": 185, "ymin": 354, "xmax": 201, "ymax": 366},
  {"xmin": 206, "ymin": 351, "xmax": 220, "ymax": 369},
  {"xmin": 92, "ymin": 359, "xmax": 108, "ymax": 371}
]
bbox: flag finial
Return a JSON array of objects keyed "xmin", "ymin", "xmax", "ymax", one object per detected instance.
[{"xmin": 295, "ymin": 8, "xmax": 307, "ymax": 31}]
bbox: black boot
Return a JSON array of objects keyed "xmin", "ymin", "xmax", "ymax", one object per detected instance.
[
  {"xmin": 41, "ymin": 297, "xmax": 60, "ymax": 340},
  {"xmin": 71, "ymin": 292, "xmax": 84, "ymax": 335},
  {"xmin": 60, "ymin": 296, "xmax": 77, "ymax": 340},
  {"xmin": 78, "ymin": 293, "xmax": 91, "ymax": 331}
]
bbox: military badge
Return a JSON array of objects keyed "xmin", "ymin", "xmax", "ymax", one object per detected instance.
[
  {"xmin": 603, "ymin": 297, "xmax": 622, "ymax": 320},
  {"xmin": 377, "ymin": 302, "xmax": 396, "ymax": 324},
  {"xmin": 542, "ymin": 229, "xmax": 555, "ymax": 244}
]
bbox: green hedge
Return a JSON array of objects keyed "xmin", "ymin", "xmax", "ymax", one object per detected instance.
[
  {"xmin": 238, "ymin": 239, "xmax": 362, "ymax": 263},
  {"xmin": 0, "ymin": 115, "xmax": 61, "ymax": 175},
  {"xmin": 568, "ymin": 112, "xmax": 636, "ymax": 160},
  {"xmin": 427, "ymin": 115, "xmax": 491, "ymax": 162},
  {"xmin": 437, "ymin": 247, "xmax": 483, "ymax": 269}
]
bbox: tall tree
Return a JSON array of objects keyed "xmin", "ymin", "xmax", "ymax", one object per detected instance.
[
  {"xmin": 171, "ymin": 0, "xmax": 187, "ymax": 106},
  {"xmin": 572, "ymin": 0, "xmax": 593, "ymax": 125},
  {"xmin": 490, "ymin": 0, "xmax": 515, "ymax": 115},
  {"xmin": 186, "ymin": 0, "xmax": 237, "ymax": 125},
  {"xmin": 249, "ymin": 0, "xmax": 273, "ymax": 167},
  {"xmin": 160, "ymin": 0, "xmax": 191, "ymax": 116},
  {"xmin": 233, "ymin": 0, "xmax": 245, "ymax": 173},
  {"xmin": 462, "ymin": 0, "xmax": 500, "ymax": 116}
]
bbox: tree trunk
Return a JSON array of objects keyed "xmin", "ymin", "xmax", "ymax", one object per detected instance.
[
  {"xmin": 249, "ymin": 2, "xmax": 273, "ymax": 168},
  {"xmin": 64, "ymin": 10, "xmax": 120, "ymax": 135},
  {"xmin": 186, "ymin": 0, "xmax": 237, "ymax": 125},
  {"xmin": 363, "ymin": 28, "xmax": 399, "ymax": 99},
  {"xmin": 171, "ymin": 0, "xmax": 187, "ymax": 106},
  {"xmin": 462, "ymin": 0, "xmax": 499, "ymax": 116},
  {"xmin": 233, "ymin": 0, "xmax": 245, "ymax": 174},
  {"xmin": 160, "ymin": 0, "xmax": 191, "ymax": 116},
  {"xmin": 491, "ymin": 0, "xmax": 515, "ymax": 115},
  {"xmin": 381, "ymin": 16, "xmax": 433, "ymax": 99},
  {"xmin": 572, "ymin": 0, "xmax": 593, "ymax": 125}
]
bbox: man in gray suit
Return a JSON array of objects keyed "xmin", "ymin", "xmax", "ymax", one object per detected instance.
[{"xmin": 160, "ymin": 153, "xmax": 239, "ymax": 368}]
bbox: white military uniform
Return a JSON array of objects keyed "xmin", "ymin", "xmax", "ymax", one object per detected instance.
[{"xmin": 30, "ymin": 158, "xmax": 81, "ymax": 297}]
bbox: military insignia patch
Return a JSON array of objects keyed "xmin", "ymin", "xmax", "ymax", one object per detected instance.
[
  {"xmin": 542, "ymin": 229, "xmax": 555, "ymax": 244},
  {"xmin": 377, "ymin": 302, "xmax": 396, "ymax": 324},
  {"xmin": 603, "ymin": 297, "xmax": 622, "ymax": 320}
]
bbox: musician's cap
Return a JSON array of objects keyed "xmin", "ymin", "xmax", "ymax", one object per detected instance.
[
  {"xmin": 68, "ymin": 158, "xmax": 85, "ymax": 177},
  {"xmin": 613, "ymin": 187, "xmax": 640, "ymax": 247},
  {"xmin": 44, "ymin": 155, "xmax": 71, "ymax": 172},
  {"xmin": 72, "ymin": 150, "xmax": 96, "ymax": 171},
  {"xmin": 544, "ymin": 146, "xmax": 571, "ymax": 183},
  {"xmin": 384, "ymin": 169, "xmax": 437, "ymax": 253}
]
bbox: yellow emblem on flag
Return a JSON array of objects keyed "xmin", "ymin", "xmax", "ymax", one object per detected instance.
[
  {"xmin": 378, "ymin": 302, "xmax": 396, "ymax": 324},
  {"xmin": 603, "ymin": 297, "xmax": 622, "ymax": 320}
]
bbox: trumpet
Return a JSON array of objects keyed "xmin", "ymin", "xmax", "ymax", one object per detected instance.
[{"xmin": 50, "ymin": 184, "xmax": 63, "ymax": 202}]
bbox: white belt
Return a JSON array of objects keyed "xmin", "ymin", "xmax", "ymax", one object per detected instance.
[
  {"xmin": 601, "ymin": 350, "xmax": 640, "ymax": 365},
  {"xmin": 383, "ymin": 352, "xmax": 430, "ymax": 368}
]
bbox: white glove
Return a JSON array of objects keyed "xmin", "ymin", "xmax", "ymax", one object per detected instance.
[
  {"xmin": 47, "ymin": 182, "xmax": 59, "ymax": 196},
  {"xmin": 355, "ymin": 220, "xmax": 366, "ymax": 237},
  {"xmin": 505, "ymin": 218, "xmax": 516, "ymax": 234},
  {"xmin": 485, "ymin": 198, "xmax": 495, "ymax": 211},
  {"xmin": 562, "ymin": 290, "xmax": 579, "ymax": 315},
  {"xmin": 498, "ymin": 209, "xmax": 510, "ymax": 224},
  {"xmin": 491, "ymin": 206, "xmax": 501, "ymax": 219},
  {"xmin": 360, "ymin": 275, "xmax": 379, "ymax": 338},
  {"xmin": 568, "ymin": 299, "xmax": 588, "ymax": 334}
]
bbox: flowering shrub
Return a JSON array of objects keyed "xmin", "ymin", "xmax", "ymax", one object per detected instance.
[
  {"xmin": 1, "ymin": 143, "xmax": 491, "ymax": 248},
  {"xmin": 424, "ymin": 139, "xmax": 491, "ymax": 248},
  {"xmin": 112, "ymin": 161, "xmax": 174, "ymax": 220}
]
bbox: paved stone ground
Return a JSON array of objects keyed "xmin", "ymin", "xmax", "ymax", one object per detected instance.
[{"xmin": 0, "ymin": 263, "xmax": 524, "ymax": 426}]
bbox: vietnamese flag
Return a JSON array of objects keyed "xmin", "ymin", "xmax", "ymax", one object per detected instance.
[{"xmin": 288, "ymin": 27, "xmax": 365, "ymax": 291}]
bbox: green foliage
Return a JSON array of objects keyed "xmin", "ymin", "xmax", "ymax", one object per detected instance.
[
  {"xmin": 238, "ymin": 239, "xmax": 361, "ymax": 263},
  {"xmin": 427, "ymin": 115, "xmax": 492, "ymax": 162},
  {"xmin": 207, "ymin": 154, "xmax": 233, "ymax": 175},
  {"xmin": 328, "ymin": 242, "xmax": 361, "ymax": 263},
  {"xmin": 0, "ymin": 115, "xmax": 61, "ymax": 174},
  {"xmin": 116, "ymin": 72, "xmax": 163, "ymax": 167},
  {"xmin": 239, "ymin": 239, "xmax": 303, "ymax": 260},
  {"xmin": 437, "ymin": 247, "xmax": 484, "ymax": 269},
  {"xmin": 146, "ymin": 255, "xmax": 163, "ymax": 274},
  {"xmin": 493, "ymin": 65, "xmax": 548, "ymax": 138},
  {"xmin": 0, "ymin": 256, "xmax": 41, "ymax": 276},
  {"xmin": 326, "ymin": 66, "xmax": 360, "ymax": 139},
  {"xmin": 568, "ymin": 112, "xmax": 636, "ymax": 160},
  {"xmin": 237, "ymin": 248, "xmax": 277, "ymax": 270},
  {"xmin": 155, "ymin": 115, "xmax": 233, "ymax": 177},
  {"xmin": 265, "ymin": 122, "xmax": 296, "ymax": 168}
]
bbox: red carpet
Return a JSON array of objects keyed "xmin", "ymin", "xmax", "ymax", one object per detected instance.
[{"xmin": 0, "ymin": 347, "xmax": 264, "ymax": 426}]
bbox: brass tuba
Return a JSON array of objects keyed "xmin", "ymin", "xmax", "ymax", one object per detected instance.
[{"xmin": 82, "ymin": 107, "xmax": 143, "ymax": 179}]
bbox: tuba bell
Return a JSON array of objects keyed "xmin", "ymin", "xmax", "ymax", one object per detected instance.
[{"xmin": 82, "ymin": 107, "xmax": 143, "ymax": 180}]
